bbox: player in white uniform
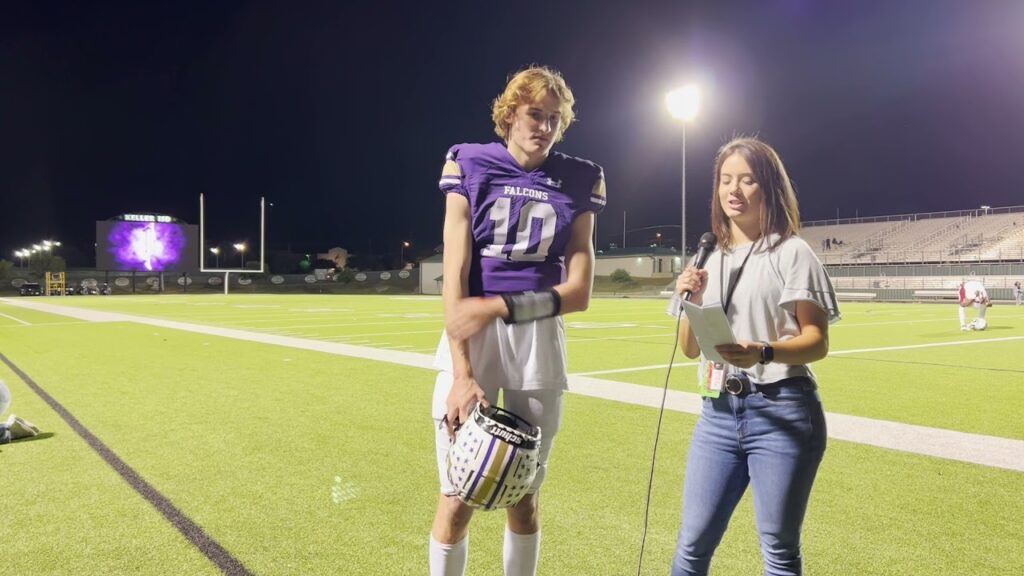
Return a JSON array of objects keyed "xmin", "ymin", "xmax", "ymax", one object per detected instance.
[
  {"xmin": 958, "ymin": 280, "xmax": 991, "ymax": 331},
  {"xmin": 0, "ymin": 380, "xmax": 40, "ymax": 444}
]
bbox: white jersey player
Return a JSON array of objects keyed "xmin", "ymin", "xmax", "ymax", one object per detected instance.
[{"xmin": 958, "ymin": 280, "xmax": 991, "ymax": 331}]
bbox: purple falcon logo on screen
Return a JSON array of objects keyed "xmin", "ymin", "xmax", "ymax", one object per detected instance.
[{"xmin": 108, "ymin": 222, "xmax": 187, "ymax": 271}]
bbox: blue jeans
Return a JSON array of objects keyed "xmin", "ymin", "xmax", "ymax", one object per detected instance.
[{"xmin": 671, "ymin": 378, "xmax": 826, "ymax": 576}]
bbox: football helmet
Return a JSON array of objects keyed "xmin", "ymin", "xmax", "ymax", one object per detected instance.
[{"xmin": 446, "ymin": 404, "xmax": 541, "ymax": 511}]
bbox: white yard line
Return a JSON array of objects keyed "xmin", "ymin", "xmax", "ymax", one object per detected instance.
[
  {"xmin": 288, "ymin": 328, "xmax": 439, "ymax": 339},
  {"xmin": 832, "ymin": 336, "xmax": 1024, "ymax": 355},
  {"xmin": 2, "ymin": 297, "xmax": 1021, "ymax": 472},
  {"xmin": 638, "ymin": 313, "xmax": 1024, "ymax": 329},
  {"xmin": 834, "ymin": 313, "xmax": 1024, "ymax": 328},
  {"xmin": 575, "ymin": 362, "xmax": 699, "ymax": 376},
  {"xmin": 572, "ymin": 336, "xmax": 1024, "ymax": 376},
  {"xmin": 0, "ymin": 312, "xmax": 31, "ymax": 326},
  {"xmin": 0, "ymin": 320, "xmax": 90, "ymax": 329},
  {"xmin": 565, "ymin": 376, "xmax": 1024, "ymax": 472},
  {"xmin": 567, "ymin": 332, "xmax": 675, "ymax": 343}
]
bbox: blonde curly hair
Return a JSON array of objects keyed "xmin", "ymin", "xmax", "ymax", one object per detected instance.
[{"xmin": 491, "ymin": 66, "xmax": 576, "ymax": 143}]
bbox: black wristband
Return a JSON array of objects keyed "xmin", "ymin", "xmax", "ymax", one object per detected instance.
[{"xmin": 501, "ymin": 289, "xmax": 561, "ymax": 324}]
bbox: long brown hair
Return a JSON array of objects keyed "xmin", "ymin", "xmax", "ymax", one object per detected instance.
[{"xmin": 710, "ymin": 137, "xmax": 801, "ymax": 251}]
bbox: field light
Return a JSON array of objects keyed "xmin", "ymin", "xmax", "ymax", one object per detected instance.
[
  {"xmin": 234, "ymin": 243, "xmax": 247, "ymax": 267},
  {"xmin": 666, "ymin": 83, "xmax": 701, "ymax": 259},
  {"xmin": 665, "ymin": 84, "xmax": 701, "ymax": 122}
]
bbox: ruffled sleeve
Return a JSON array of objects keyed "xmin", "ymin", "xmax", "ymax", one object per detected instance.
[{"xmin": 778, "ymin": 238, "xmax": 841, "ymax": 324}]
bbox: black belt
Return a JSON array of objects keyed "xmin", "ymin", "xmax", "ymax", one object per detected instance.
[{"xmin": 724, "ymin": 375, "xmax": 815, "ymax": 397}]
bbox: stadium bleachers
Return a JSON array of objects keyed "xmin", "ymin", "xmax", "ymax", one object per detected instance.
[{"xmin": 807, "ymin": 206, "xmax": 1024, "ymax": 264}]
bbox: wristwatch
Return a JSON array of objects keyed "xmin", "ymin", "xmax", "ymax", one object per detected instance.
[{"xmin": 758, "ymin": 343, "xmax": 774, "ymax": 365}]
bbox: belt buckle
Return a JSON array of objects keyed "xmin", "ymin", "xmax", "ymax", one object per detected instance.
[{"xmin": 724, "ymin": 374, "xmax": 746, "ymax": 395}]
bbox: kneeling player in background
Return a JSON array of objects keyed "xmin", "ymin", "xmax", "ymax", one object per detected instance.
[{"xmin": 958, "ymin": 280, "xmax": 991, "ymax": 331}]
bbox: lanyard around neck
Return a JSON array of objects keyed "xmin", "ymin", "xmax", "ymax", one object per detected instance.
[{"xmin": 719, "ymin": 239, "xmax": 759, "ymax": 315}]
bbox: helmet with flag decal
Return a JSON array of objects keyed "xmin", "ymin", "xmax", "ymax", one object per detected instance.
[{"xmin": 446, "ymin": 404, "xmax": 542, "ymax": 511}]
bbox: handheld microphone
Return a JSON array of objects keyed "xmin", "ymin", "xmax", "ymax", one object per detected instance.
[{"xmin": 683, "ymin": 232, "xmax": 718, "ymax": 302}]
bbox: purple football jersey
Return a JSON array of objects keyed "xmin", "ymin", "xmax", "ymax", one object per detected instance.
[{"xmin": 439, "ymin": 142, "xmax": 606, "ymax": 296}]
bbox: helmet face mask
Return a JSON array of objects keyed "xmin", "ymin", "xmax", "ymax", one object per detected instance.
[{"xmin": 446, "ymin": 405, "xmax": 542, "ymax": 511}]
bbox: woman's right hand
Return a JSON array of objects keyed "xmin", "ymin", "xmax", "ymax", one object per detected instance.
[
  {"xmin": 445, "ymin": 375, "xmax": 490, "ymax": 439},
  {"xmin": 676, "ymin": 265, "xmax": 709, "ymax": 303}
]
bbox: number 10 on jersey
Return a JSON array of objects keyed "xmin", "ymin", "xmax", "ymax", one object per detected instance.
[{"xmin": 480, "ymin": 197, "xmax": 557, "ymax": 262}]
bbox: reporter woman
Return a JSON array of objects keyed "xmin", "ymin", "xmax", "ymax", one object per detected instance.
[{"xmin": 670, "ymin": 137, "xmax": 840, "ymax": 576}]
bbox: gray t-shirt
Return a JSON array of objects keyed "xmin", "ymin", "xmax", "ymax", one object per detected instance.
[{"xmin": 668, "ymin": 234, "xmax": 841, "ymax": 384}]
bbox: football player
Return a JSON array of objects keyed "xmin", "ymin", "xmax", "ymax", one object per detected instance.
[
  {"xmin": 958, "ymin": 279, "xmax": 991, "ymax": 331},
  {"xmin": 0, "ymin": 380, "xmax": 40, "ymax": 445},
  {"xmin": 428, "ymin": 66, "xmax": 605, "ymax": 576}
]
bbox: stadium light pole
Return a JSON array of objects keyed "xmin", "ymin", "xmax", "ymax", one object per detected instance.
[
  {"xmin": 401, "ymin": 241, "xmax": 410, "ymax": 264},
  {"xmin": 665, "ymin": 84, "xmax": 701, "ymax": 261},
  {"xmin": 233, "ymin": 243, "xmax": 246, "ymax": 268},
  {"xmin": 210, "ymin": 246, "xmax": 220, "ymax": 268}
]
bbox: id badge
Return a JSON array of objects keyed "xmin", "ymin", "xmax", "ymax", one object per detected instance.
[{"xmin": 698, "ymin": 360, "xmax": 725, "ymax": 398}]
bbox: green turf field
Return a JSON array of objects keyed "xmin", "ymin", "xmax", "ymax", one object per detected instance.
[{"xmin": 0, "ymin": 295, "xmax": 1021, "ymax": 575}]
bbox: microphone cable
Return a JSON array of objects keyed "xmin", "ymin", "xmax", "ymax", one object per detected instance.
[
  {"xmin": 635, "ymin": 300, "xmax": 685, "ymax": 576},
  {"xmin": 636, "ymin": 232, "xmax": 714, "ymax": 575}
]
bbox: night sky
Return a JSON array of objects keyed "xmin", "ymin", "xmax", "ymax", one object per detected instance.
[{"xmin": 3, "ymin": 0, "xmax": 1023, "ymax": 267}]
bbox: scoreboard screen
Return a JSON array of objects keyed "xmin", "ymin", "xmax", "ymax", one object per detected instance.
[{"xmin": 96, "ymin": 220, "xmax": 198, "ymax": 272}]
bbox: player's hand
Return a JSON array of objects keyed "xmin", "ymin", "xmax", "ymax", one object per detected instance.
[
  {"xmin": 446, "ymin": 297, "xmax": 501, "ymax": 340},
  {"xmin": 714, "ymin": 340, "xmax": 762, "ymax": 369},
  {"xmin": 676, "ymin": 265, "xmax": 709, "ymax": 303},
  {"xmin": 445, "ymin": 374, "xmax": 490, "ymax": 439}
]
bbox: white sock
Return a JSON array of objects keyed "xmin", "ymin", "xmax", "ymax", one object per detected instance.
[
  {"xmin": 429, "ymin": 534, "xmax": 468, "ymax": 576},
  {"xmin": 958, "ymin": 307, "xmax": 966, "ymax": 326},
  {"xmin": 503, "ymin": 526, "xmax": 541, "ymax": 576}
]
